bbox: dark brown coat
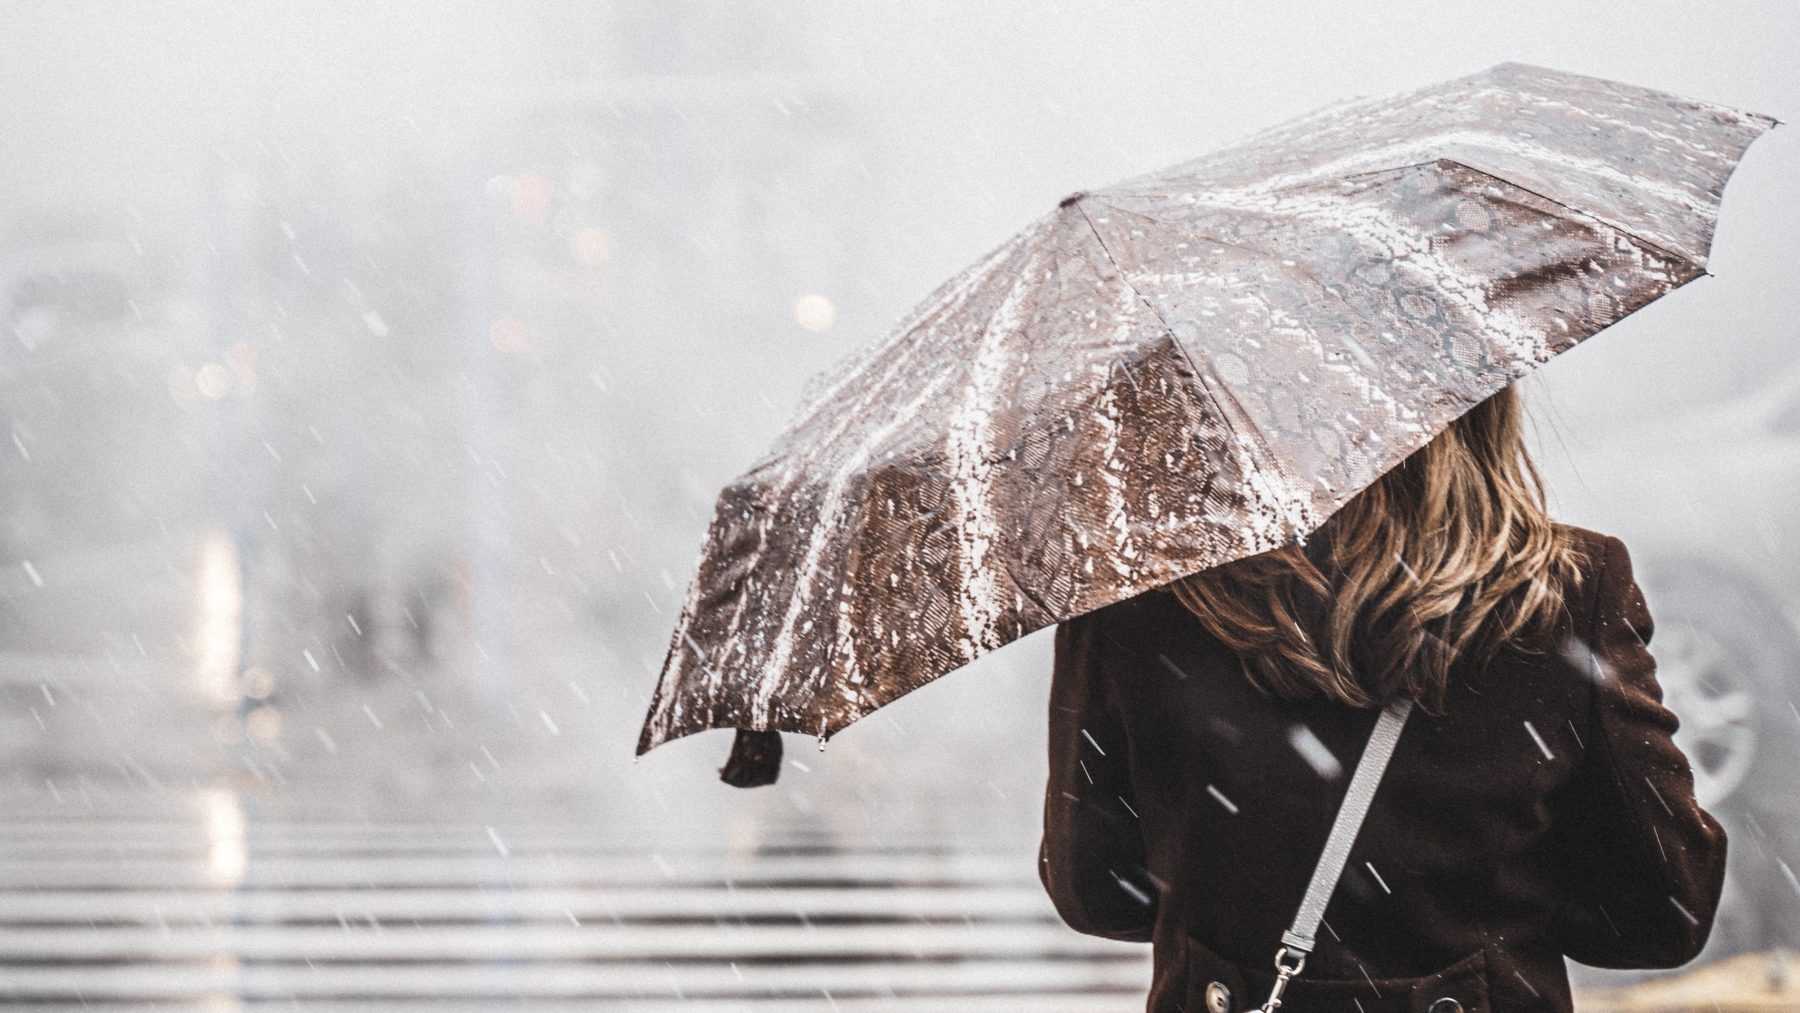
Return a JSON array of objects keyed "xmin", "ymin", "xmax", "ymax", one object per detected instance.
[{"xmin": 1039, "ymin": 524, "xmax": 1727, "ymax": 1012}]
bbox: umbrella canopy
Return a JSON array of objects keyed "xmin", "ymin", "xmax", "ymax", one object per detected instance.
[{"xmin": 636, "ymin": 62, "xmax": 1778, "ymax": 765}]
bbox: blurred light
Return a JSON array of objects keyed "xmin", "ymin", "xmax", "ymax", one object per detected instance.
[
  {"xmin": 194, "ymin": 362, "xmax": 233, "ymax": 399},
  {"xmin": 513, "ymin": 172, "xmax": 552, "ymax": 224},
  {"xmin": 239, "ymin": 667, "xmax": 275, "ymax": 701},
  {"xmin": 793, "ymin": 293, "xmax": 836, "ymax": 332},
  {"xmin": 194, "ymin": 530, "xmax": 242, "ymax": 707},
  {"xmin": 205, "ymin": 787, "xmax": 246, "ymax": 887},
  {"xmin": 489, "ymin": 316, "xmax": 532, "ymax": 354},
  {"xmin": 224, "ymin": 341, "xmax": 257, "ymax": 393},
  {"xmin": 569, "ymin": 227, "xmax": 611, "ymax": 268},
  {"xmin": 245, "ymin": 706, "xmax": 282, "ymax": 741}
]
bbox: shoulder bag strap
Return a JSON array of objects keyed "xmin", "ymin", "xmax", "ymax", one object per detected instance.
[{"xmin": 1254, "ymin": 695, "xmax": 1414, "ymax": 1012}]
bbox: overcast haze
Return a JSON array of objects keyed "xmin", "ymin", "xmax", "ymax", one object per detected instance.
[{"xmin": 1, "ymin": 2, "xmax": 1796, "ymax": 1007}]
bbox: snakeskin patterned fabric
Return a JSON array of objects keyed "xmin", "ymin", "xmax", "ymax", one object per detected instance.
[{"xmin": 637, "ymin": 62, "xmax": 1778, "ymax": 757}]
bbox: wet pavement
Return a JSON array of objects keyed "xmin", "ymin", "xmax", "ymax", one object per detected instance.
[
  {"xmin": 0, "ymin": 526, "xmax": 1146, "ymax": 1009},
  {"xmin": 4, "ymin": 809, "xmax": 1790, "ymax": 1011},
  {"xmin": 0, "ymin": 813, "xmax": 1147, "ymax": 1009}
]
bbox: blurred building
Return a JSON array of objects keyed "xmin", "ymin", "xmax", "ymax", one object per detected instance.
[{"xmin": 0, "ymin": 3, "xmax": 887, "ymax": 819}]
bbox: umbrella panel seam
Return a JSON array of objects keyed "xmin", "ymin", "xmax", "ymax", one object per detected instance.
[
  {"xmin": 1068, "ymin": 199, "xmax": 1309, "ymax": 545},
  {"xmin": 1334, "ymin": 158, "xmax": 1701, "ymax": 269},
  {"xmin": 1112, "ymin": 158, "xmax": 1706, "ymax": 270}
]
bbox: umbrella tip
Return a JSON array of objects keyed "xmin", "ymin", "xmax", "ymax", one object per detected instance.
[
  {"xmin": 719, "ymin": 728, "xmax": 784, "ymax": 788},
  {"xmin": 1058, "ymin": 190, "xmax": 1087, "ymax": 208}
]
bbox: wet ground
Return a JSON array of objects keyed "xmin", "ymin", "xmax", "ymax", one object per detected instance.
[
  {"xmin": 0, "ymin": 814, "xmax": 1147, "ymax": 1009},
  {"xmin": 0, "ymin": 526, "xmax": 1145, "ymax": 1009},
  {"xmin": 5, "ymin": 811, "xmax": 1793, "ymax": 1011}
]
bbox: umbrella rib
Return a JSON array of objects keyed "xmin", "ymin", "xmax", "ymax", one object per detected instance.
[
  {"xmin": 1069, "ymin": 199, "xmax": 1308, "ymax": 543},
  {"xmin": 1121, "ymin": 153, "xmax": 1720, "ymax": 271},
  {"xmin": 1425, "ymin": 158, "xmax": 1706, "ymax": 272}
]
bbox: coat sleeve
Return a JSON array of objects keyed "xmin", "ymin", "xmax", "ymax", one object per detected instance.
[
  {"xmin": 1038, "ymin": 610, "xmax": 1158, "ymax": 942},
  {"xmin": 1547, "ymin": 534, "xmax": 1729, "ymax": 968}
]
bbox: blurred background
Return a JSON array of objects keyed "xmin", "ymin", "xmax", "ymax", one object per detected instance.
[{"xmin": 0, "ymin": 1, "xmax": 1794, "ymax": 1009}]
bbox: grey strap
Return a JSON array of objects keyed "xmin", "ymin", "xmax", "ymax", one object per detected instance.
[{"xmin": 1279, "ymin": 696, "xmax": 1414, "ymax": 955}]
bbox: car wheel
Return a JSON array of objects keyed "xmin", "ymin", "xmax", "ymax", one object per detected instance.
[
  {"xmin": 1636, "ymin": 554, "xmax": 1800, "ymax": 959},
  {"xmin": 1636, "ymin": 556, "xmax": 1800, "ymax": 812}
]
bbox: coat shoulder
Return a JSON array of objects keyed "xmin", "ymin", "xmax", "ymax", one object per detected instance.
[
  {"xmin": 1547, "ymin": 521, "xmax": 1638, "ymax": 640},
  {"xmin": 1555, "ymin": 520, "xmax": 1616, "ymax": 555},
  {"xmin": 1554, "ymin": 521, "xmax": 1625, "ymax": 584}
]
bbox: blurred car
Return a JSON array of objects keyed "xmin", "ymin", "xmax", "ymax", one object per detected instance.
[
  {"xmin": 1558, "ymin": 359, "xmax": 1800, "ymax": 966},
  {"xmin": 0, "ymin": 218, "xmax": 174, "ymax": 561}
]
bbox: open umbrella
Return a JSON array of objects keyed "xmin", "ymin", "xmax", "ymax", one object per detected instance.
[{"xmin": 635, "ymin": 62, "xmax": 1779, "ymax": 785}]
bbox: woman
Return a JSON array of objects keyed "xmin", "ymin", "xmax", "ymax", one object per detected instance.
[{"xmin": 1038, "ymin": 384, "xmax": 1728, "ymax": 1013}]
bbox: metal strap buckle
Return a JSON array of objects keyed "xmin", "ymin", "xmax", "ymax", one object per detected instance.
[{"xmin": 1254, "ymin": 946, "xmax": 1307, "ymax": 1012}]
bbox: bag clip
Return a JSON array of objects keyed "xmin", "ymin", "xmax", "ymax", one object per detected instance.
[{"xmin": 1253, "ymin": 946, "xmax": 1307, "ymax": 1012}]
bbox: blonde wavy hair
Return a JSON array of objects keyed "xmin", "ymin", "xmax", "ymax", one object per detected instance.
[{"xmin": 1167, "ymin": 383, "xmax": 1592, "ymax": 714}]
